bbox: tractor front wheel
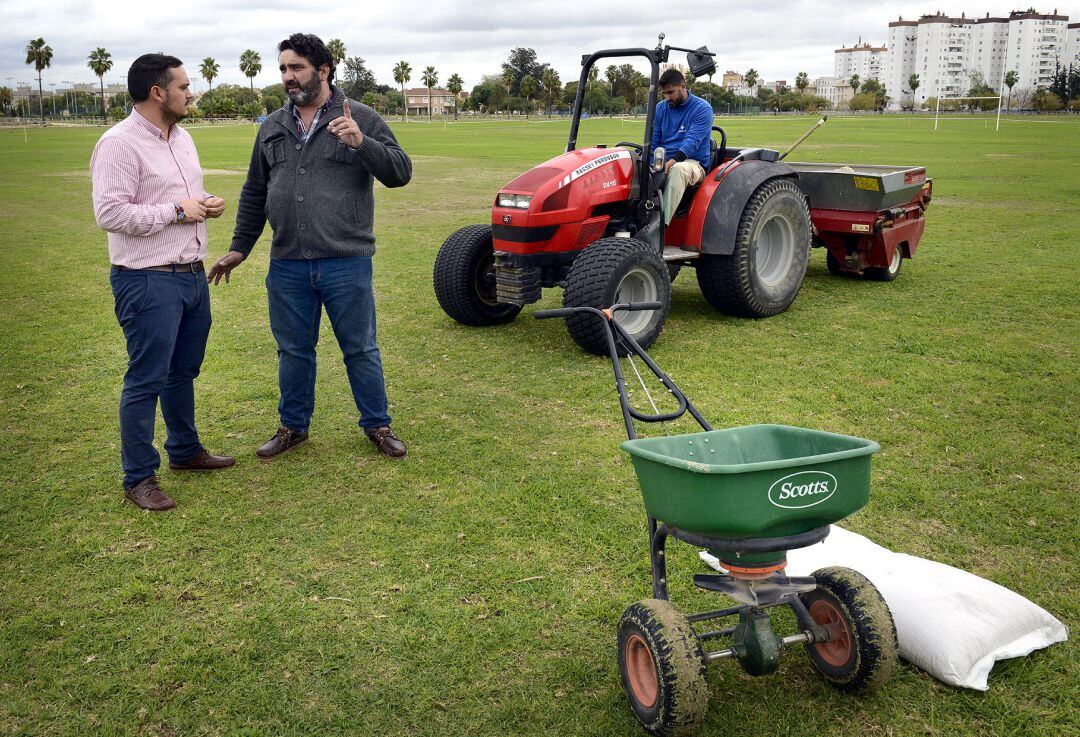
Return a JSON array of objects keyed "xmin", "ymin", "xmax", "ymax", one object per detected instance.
[
  {"xmin": 433, "ymin": 224, "xmax": 522, "ymax": 326},
  {"xmin": 697, "ymin": 178, "xmax": 811, "ymax": 317},
  {"xmin": 563, "ymin": 237, "xmax": 671, "ymax": 355},
  {"xmin": 618, "ymin": 599, "xmax": 709, "ymax": 737},
  {"xmin": 799, "ymin": 566, "xmax": 899, "ymax": 692}
]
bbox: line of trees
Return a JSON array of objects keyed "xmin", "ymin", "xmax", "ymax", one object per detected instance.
[{"xmin": 10, "ymin": 38, "xmax": 1077, "ymax": 123}]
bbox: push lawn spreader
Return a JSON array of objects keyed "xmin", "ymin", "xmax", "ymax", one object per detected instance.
[{"xmin": 535, "ymin": 303, "xmax": 899, "ymax": 736}]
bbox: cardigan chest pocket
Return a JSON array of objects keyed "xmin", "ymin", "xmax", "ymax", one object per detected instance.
[
  {"xmin": 263, "ymin": 133, "xmax": 287, "ymax": 167},
  {"xmin": 324, "ymin": 139, "xmax": 358, "ymax": 165}
]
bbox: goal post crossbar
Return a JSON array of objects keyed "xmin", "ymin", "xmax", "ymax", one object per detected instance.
[{"xmin": 934, "ymin": 95, "xmax": 1005, "ymax": 131}]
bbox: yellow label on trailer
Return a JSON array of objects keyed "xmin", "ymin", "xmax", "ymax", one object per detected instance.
[{"xmin": 853, "ymin": 176, "xmax": 880, "ymax": 191}]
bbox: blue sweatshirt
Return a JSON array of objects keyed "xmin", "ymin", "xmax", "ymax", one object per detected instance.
[{"xmin": 650, "ymin": 90, "xmax": 714, "ymax": 170}]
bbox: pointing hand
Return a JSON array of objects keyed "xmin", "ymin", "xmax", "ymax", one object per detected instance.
[{"xmin": 328, "ymin": 102, "xmax": 363, "ymax": 149}]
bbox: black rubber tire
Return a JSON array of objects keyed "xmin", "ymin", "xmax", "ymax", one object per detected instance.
[
  {"xmin": 825, "ymin": 250, "xmax": 844, "ymax": 276},
  {"xmin": 799, "ymin": 566, "xmax": 899, "ymax": 693},
  {"xmin": 696, "ymin": 178, "xmax": 811, "ymax": 317},
  {"xmin": 617, "ymin": 599, "xmax": 709, "ymax": 737},
  {"xmin": 563, "ymin": 237, "xmax": 671, "ymax": 356},
  {"xmin": 864, "ymin": 246, "xmax": 903, "ymax": 282},
  {"xmin": 433, "ymin": 224, "xmax": 522, "ymax": 326}
]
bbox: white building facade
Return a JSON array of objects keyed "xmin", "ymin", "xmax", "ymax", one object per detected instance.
[
  {"xmin": 1069, "ymin": 23, "xmax": 1080, "ymax": 66},
  {"xmin": 814, "ymin": 76, "xmax": 856, "ymax": 109},
  {"xmin": 834, "ymin": 42, "xmax": 888, "ymax": 82},
  {"xmin": 884, "ymin": 9, "xmax": 1070, "ymax": 109}
]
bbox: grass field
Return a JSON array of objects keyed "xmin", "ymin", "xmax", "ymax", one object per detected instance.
[{"xmin": 1, "ymin": 114, "xmax": 1077, "ymax": 736}]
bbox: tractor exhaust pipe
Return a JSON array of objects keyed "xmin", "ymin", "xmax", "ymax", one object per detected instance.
[{"xmin": 779, "ymin": 115, "xmax": 828, "ymax": 161}]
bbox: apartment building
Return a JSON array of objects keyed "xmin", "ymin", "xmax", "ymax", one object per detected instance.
[
  {"xmin": 1069, "ymin": 22, "xmax": 1080, "ymax": 65},
  {"xmin": 834, "ymin": 42, "xmax": 888, "ymax": 82},
  {"xmin": 885, "ymin": 9, "xmax": 1070, "ymax": 109},
  {"xmin": 814, "ymin": 76, "xmax": 856, "ymax": 108}
]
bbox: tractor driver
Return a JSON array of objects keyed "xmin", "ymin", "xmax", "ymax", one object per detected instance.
[{"xmin": 651, "ymin": 68, "xmax": 714, "ymax": 226}]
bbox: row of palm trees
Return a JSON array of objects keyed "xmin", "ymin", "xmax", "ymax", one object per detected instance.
[{"xmin": 25, "ymin": 39, "xmax": 129, "ymax": 123}]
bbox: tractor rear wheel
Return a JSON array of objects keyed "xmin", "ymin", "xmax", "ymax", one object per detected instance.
[
  {"xmin": 433, "ymin": 224, "xmax": 522, "ymax": 326},
  {"xmin": 618, "ymin": 599, "xmax": 709, "ymax": 736},
  {"xmin": 563, "ymin": 237, "xmax": 671, "ymax": 355},
  {"xmin": 696, "ymin": 178, "xmax": 810, "ymax": 317}
]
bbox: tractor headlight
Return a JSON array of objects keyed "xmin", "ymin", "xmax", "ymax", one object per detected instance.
[{"xmin": 497, "ymin": 194, "xmax": 532, "ymax": 209}]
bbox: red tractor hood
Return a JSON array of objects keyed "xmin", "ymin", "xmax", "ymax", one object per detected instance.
[{"xmin": 491, "ymin": 147, "xmax": 636, "ymax": 254}]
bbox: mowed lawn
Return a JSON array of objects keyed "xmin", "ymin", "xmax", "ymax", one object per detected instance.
[{"xmin": 0, "ymin": 114, "xmax": 1076, "ymax": 736}]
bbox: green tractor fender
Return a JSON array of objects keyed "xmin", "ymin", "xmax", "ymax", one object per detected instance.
[{"xmin": 700, "ymin": 160, "xmax": 800, "ymax": 255}]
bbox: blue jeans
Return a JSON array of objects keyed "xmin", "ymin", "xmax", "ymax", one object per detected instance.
[
  {"xmin": 266, "ymin": 256, "xmax": 391, "ymax": 434},
  {"xmin": 110, "ymin": 268, "xmax": 210, "ymax": 488}
]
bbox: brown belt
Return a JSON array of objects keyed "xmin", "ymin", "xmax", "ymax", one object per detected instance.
[{"xmin": 113, "ymin": 260, "xmax": 205, "ymax": 274}]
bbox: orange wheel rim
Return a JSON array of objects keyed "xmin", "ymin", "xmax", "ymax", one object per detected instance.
[
  {"xmin": 624, "ymin": 634, "xmax": 659, "ymax": 708},
  {"xmin": 809, "ymin": 599, "xmax": 852, "ymax": 667}
]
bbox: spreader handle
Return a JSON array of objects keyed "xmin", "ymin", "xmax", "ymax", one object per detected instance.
[
  {"xmin": 534, "ymin": 307, "xmax": 577, "ymax": 319},
  {"xmin": 534, "ymin": 302, "xmax": 663, "ymax": 320},
  {"xmin": 620, "ymin": 301, "xmax": 664, "ymax": 312}
]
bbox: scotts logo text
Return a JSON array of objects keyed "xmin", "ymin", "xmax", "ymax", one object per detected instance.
[{"xmin": 767, "ymin": 471, "xmax": 837, "ymax": 509}]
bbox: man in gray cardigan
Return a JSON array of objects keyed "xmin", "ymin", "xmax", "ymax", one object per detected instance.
[{"xmin": 208, "ymin": 33, "xmax": 412, "ymax": 460}]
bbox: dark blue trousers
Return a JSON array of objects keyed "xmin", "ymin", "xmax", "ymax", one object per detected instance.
[
  {"xmin": 110, "ymin": 268, "xmax": 211, "ymax": 488},
  {"xmin": 266, "ymin": 256, "xmax": 391, "ymax": 434}
]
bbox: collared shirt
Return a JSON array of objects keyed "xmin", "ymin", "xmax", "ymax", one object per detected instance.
[
  {"xmin": 90, "ymin": 108, "xmax": 209, "ymax": 269},
  {"xmin": 290, "ymin": 92, "xmax": 335, "ymax": 143}
]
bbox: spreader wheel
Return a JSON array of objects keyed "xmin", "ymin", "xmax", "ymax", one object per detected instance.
[
  {"xmin": 864, "ymin": 246, "xmax": 903, "ymax": 282},
  {"xmin": 433, "ymin": 224, "xmax": 522, "ymax": 326},
  {"xmin": 696, "ymin": 177, "xmax": 811, "ymax": 317},
  {"xmin": 825, "ymin": 250, "xmax": 844, "ymax": 276},
  {"xmin": 563, "ymin": 237, "xmax": 671, "ymax": 356},
  {"xmin": 799, "ymin": 566, "xmax": 899, "ymax": 693},
  {"xmin": 617, "ymin": 599, "xmax": 709, "ymax": 737}
]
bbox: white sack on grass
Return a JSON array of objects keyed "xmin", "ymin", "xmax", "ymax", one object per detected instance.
[{"xmin": 699, "ymin": 526, "xmax": 1067, "ymax": 690}]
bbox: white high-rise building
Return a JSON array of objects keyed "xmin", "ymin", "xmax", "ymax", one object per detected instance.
[
  {"xmin": 834, "ymin": 42, "xmax": 888, "ymax": 82},
  {"xmin": 1069, "ymin": 23, "xmax": 1080, "ymax": 66},
  {"xmin": 884, "ymin": 9, "xmax": 1070, "ymax": 109}
]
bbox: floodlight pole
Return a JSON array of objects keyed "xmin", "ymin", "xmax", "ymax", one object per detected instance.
[{"xmin": 934, "ymin": 96, "xmax": 940, "ymax": 130}]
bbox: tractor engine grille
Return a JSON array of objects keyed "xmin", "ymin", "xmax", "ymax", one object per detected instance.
[{"xmin": 495, "ymin": 258, "xmax": 542, "ymax": 306}]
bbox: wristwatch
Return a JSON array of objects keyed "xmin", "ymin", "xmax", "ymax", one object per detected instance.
[{"xmin": 174, "ymin": 203, "xmax": 186, "ymax": 224}]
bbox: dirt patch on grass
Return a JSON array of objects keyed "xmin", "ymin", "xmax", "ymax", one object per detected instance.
[{"xmin": 203, "ymin": 168, "xmax": 244, "ymax": 176}]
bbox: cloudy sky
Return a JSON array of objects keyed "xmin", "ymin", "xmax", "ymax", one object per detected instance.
[{"xmin": 4, "ymin": 0, "xmax": 1078, "ymax": 93}]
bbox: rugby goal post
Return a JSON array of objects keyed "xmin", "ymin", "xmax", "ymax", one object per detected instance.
[{"xmin": 934, "ymin": 95, "xmax": 1004, "ymax": 131}]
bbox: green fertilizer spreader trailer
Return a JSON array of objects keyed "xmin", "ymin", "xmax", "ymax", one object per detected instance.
[{"xmin": 535, "ymin": 303, "xmax": 898, "ymax": 736}]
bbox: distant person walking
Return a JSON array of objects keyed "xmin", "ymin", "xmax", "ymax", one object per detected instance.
[
  {"xmin": 91, "ymin": 54, "xmax": 234, "ymax": 511},
  {"xmin": 208, "ymin": 33, "xmax": 412, "ymax": 461}
]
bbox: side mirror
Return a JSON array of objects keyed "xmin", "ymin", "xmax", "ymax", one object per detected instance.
[{"xmin": 687, "ymin": 47, "xmax": 716, "ymax": 79}]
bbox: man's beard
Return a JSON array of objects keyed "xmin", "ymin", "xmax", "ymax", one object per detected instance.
[
  {"xmin": 286, "ymin": 74, "xmax": 322, "ymax": 106},
  {"xmin": 162, "ymin": 90, "xmax": 187, "ymax": 125}
]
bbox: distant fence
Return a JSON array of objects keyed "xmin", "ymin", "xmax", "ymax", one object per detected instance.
[{"xmin": 3, "ymin": 108, "xmax": 1073, "ymax": 132}]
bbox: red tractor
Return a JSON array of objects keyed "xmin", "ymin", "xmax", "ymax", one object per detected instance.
[{"xmin": 434, "ymin": 38, "xmax": 931, "ymax": 355}]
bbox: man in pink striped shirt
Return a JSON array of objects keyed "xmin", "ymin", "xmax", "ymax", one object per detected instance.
[{"xmin": 91, "ymin": 54, "xmax": 235, "ymax": 511}]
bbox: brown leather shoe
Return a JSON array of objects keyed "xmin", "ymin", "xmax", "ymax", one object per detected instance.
[
  {"xmin": 366, "ymin": 426, "xmax": 407, "ymax": 459},
  {"xmin": 124, "ymin": 477, "xmax": 176, "ymax": 511},
  {"xmin": 256, "ymin": 426, "xmax": 309, "ymax": 460},
  {"xmin": 169, "ymin": 449, "xmax": 236, "ymax": 471}
]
